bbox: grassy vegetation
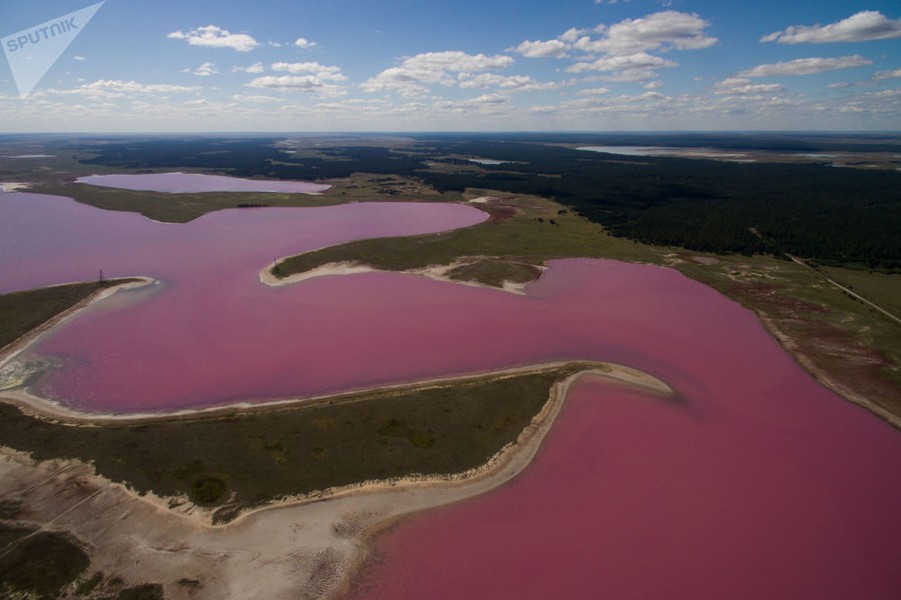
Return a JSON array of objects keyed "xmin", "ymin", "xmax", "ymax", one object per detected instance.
[
  {"xmin": 673, "ymin": 254, "xmax": 901, "ymax": 418},
  {"xmin": 446, "ymin": 259, "xmax": 541, "ymax": 287},
  {"xmin": 0, "ymin": 281, "xmax": 132, "ymax": 350},
  {"xmin": 276, "ymin": 191, "xmax": 661, "ymax": 279},
  {"xmin": 819, "ymin": 266, "xmax": 901, "ymax": 318},
  {"xmin": 25, "ymin": 172, "xmax": 457, "ymax": 223},
  {"xmin": 0, "ymin": 367, "xmax": 576, "ymax": 520},
  {"xmin": 30, "ymin": 182, "xmax": 346, "ymax": 223},
  {"xmin": 0, "ymin": 524, "xmax": 90, "ymax": 599}
]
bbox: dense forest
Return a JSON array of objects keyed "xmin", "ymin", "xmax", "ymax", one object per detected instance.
[{"xmin": 75, "ymin": 134, "xmax": 901, "ymax": 271}]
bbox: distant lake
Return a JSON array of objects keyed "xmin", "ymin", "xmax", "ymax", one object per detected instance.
[
  {"xmin": 467, "ymin": 158, "xmax": 510, "ymax": 165},
  {"xmin": 77, "ymin": 172, "xmax": 331, "ymax": 194},
  {"xmin": 577, "ymin": 146, "xmax": 752, "ymax": 160}
]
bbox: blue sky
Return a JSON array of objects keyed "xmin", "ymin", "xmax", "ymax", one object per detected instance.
[{"xmin": 0, "ymin": 0, "xmax": 899, "ymax": 131}]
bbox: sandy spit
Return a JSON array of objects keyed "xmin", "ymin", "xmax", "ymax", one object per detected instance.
[
  {"xmin": 260, "ymin": 256, "xmax": 538, "ymax": 295},
  {"xmin": 0, "ymin": 364, "xmax": 670, "ymax": 600},
  {"xmin": 0, "ymin": 277, "xmax": 156, "ymax": 376}
]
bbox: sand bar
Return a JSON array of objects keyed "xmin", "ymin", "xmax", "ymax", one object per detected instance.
[{"xmin": 0, "ymin": 364, "xmax": 670, "ymax": 599}]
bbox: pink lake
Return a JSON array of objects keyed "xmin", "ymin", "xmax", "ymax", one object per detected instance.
[
  {"xmin": 76, "ymin": 172, "xmax": 331, "ymax": 194},
  {"xmin": 2, "ymin": 191, "xmax": 900, "ymax": 598}
]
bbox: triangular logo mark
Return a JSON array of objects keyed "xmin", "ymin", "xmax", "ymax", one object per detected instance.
[{"xmin": 2, "ymin": 2, "xmax": 105, "ymax": 98}]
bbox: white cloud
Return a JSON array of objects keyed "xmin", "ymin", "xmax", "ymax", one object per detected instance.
[
  {"xmin": 79, "ymin": 80, "xmax": 198, "ymax": 94},
  {"xmin": 167, "ymin": 25, "xmax": 259, "ymax": 52},
  {"xmin": 601, "ymin": 69, "xmax": 657, "ymax": 82},
  {"xmin": 644, "ymin": 80, "xmax": 662, "ymax": 90},
  {"xmin": 458, "ymin": 73, "xmax": 557, "ymax": 92},
  {"xmin": 73, "ymin": 56, "xmax": 86, "ymax": 61},
  {"xmin": 738, "ymin": 55, "xmax": 872, "ymax": 78},
  {"xmin": 187, "ymin": 62, "xmax": 218, "ymax": 77},
  {"xmin": 578, "ymin": 11, "xmax": 717, "ymax": 55},
  {"xmin": 560, "ymin": 28, "xmax": 586, "ymax": 43},
  {"xmin": 233, "ymin": 62, "xmax": 265, "ymax": 74},
  {"xmin": 232, "ymin": 93, "xmax": 282, "ymax": 103},
  {"xmin": 403, "ymin": 51, "xmax": 514, "ymax": 73},
  {"xmin": 873, "ymin": 68, "xmax": 901, "ymax": 80},
  {"xmin": 271, "ymin": 62, "xmax": 346, "ymax": 81},
  {"xmin": 45, "ymin": 80, "xmax": 199, "ymax": 99},
  {"xmin": 714, "ymin": 77, "xmax": 784, "ymax": 94},
  {"xmin": 567, "ymin": 52, "xmax": 676, "ymax": 73},
  {"xmin": 762, "ymin": 11, "xmax": 901, "ymax": 44},
  {"xmin": 246, "ymin": 75, "xmax": 345, "ymax": 96},
  {"xmin": 578, "ymin": 87, "xmax": 611, "ymax": 96},
  {"xmin": 514, "ymin": 39, "xmax": 568, "ymax": 58},
  {"xmin": 294, "ymin": 37, "xmax": 318, "ymax": 49},
  {"xmin": 362, "ymin": 51, "xmax": 514, "ymax": 95}
]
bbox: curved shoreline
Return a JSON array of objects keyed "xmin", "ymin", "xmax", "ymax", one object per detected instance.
[
  {"xmin": 260, "ymin": 257, "xmax": 534, "ymax": 295},
  {"xmin": 0, "ymin": 277, "xmax": 156, "ymax": 376},
  {"xmin": 0, "ymin": 358, "xmax": 668, "ymax": 424},
  {"xmin": 0, "ymin": 365, "xmax": 670, "ymax": 599}
]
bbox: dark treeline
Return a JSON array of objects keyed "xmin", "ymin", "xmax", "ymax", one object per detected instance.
[{"xmin": 76, "ymin": 135, "xmax": 901, "ymax": 271}]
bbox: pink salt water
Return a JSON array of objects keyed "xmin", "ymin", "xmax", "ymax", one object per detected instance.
[
  {"xmin": 2, "ymin": 191, "xmax": 900, "ymax": 597},
  {"xmin": 76, "ymin": 172, "xmax": 331, "ymax": 194}
]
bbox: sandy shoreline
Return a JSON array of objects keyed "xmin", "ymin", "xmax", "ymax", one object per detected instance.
[
  {"xmin": 0, "ymin": 277, "xmax": 156, "ymax": 378},
  {"xmin": 0, "ymin": 364, "xmax": 670, "ymax": 599},
  {"xmin": 260, "ymin": 256, "xmax": 536, "ymax": 295}
]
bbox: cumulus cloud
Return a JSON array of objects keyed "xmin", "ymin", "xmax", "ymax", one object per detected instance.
[
  {"xmin": 245, "ymin": 75, "xmax": 344, "ymax": 96},
  {"xmin": 271, "ymin": 62, "xmax": 346, "ymax": 81},
  {"xmin": 186, "ymin": 62, "xmax": 218, "ymax": 77},
  {"xmin": 567, "ymin": 52, "xmax": 676, "ymax": 73},
  {"xmin": 458, "ymin": 73, "xmax": 558, "ymax": 92},
  {"xmin": 362, "ymin": 51, "xmax": 514, "ymax": 95},
  {"xmin": 233, "ymin": 62, "xmax": 265, "ymax": 74},
  {"xmin": 714, "ymin": 77, "xmax": 784, "ymax": 94},
  {"xmin": 872, "ymin": 68, "xmax": 901, "ymax": 80},
  {"xmin": 167, "ymin": 25, "xmax": 259, "ymax": 52},
  {"xmin": 231, "ymin": 94, "xmax": 281, "ymax": 103},
  {"xmin": 513, "ymin": 11, "xmax": 714, "ymax": 83},
  {"xmin": 738, "ymin": 55, "xmax": 872, "ymax": 78},
  {"xmin": 514, "ymin": 39, "xmax": 568, "ymax": 58},
  {"xmin": 577, "ymin": 87, "xmax": 611, "ymax": 96},
  {"xmin": 46, "ymin": 80, "xmax": 199, "ymax": 99},
  {"xmin": 762, "ymin": 11, "xmax": 901, "ymax": 44},
  {"xmin": 600, "ymin": 69, "xmax": 657, "ymax": 82},
  {"xmin": 294, "ymin": 37, "xmax": 318, "ymax": 49},
  {"xmin": 578, "ymin": 11, "xmax": 717, "ymax": 55}
]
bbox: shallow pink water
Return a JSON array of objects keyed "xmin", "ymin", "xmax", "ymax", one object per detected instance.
[
  {"xmin": 350, "ymin": 376, "xmax": 901, "ymax": 600},
  {"xmin": 76, "ymin": 172, "xmax": 331, "ymax": 194},
  {"xmin": 2, "ymin": 191, "xmax": 900, "ymax": 597}
]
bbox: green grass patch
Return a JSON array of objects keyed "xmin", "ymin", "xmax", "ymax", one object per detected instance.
[
  {"xmin": 446, "ymin": 260, "xmax": 541, "ymax": 287},
  {"xmin": 0, "ymin": 280, "xmax": 135, "ymax": 350},
  {"xmin": 378, "ymin": 419, "xmax": 436, "ymax": 449},
  {"xmin": 30, "ymin": 182, "xmax": 348, "ymax": 224},
  {"xmin": 276, "ymin": 191, "xmax": 661, "ymax": 285},
  {"xmin": 820, "ymin": 266, "xmax": 901, "ymax": 318},
  {"xmin": 0, "ymin": 368, "xmax": 576, "ymax": 520}
]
